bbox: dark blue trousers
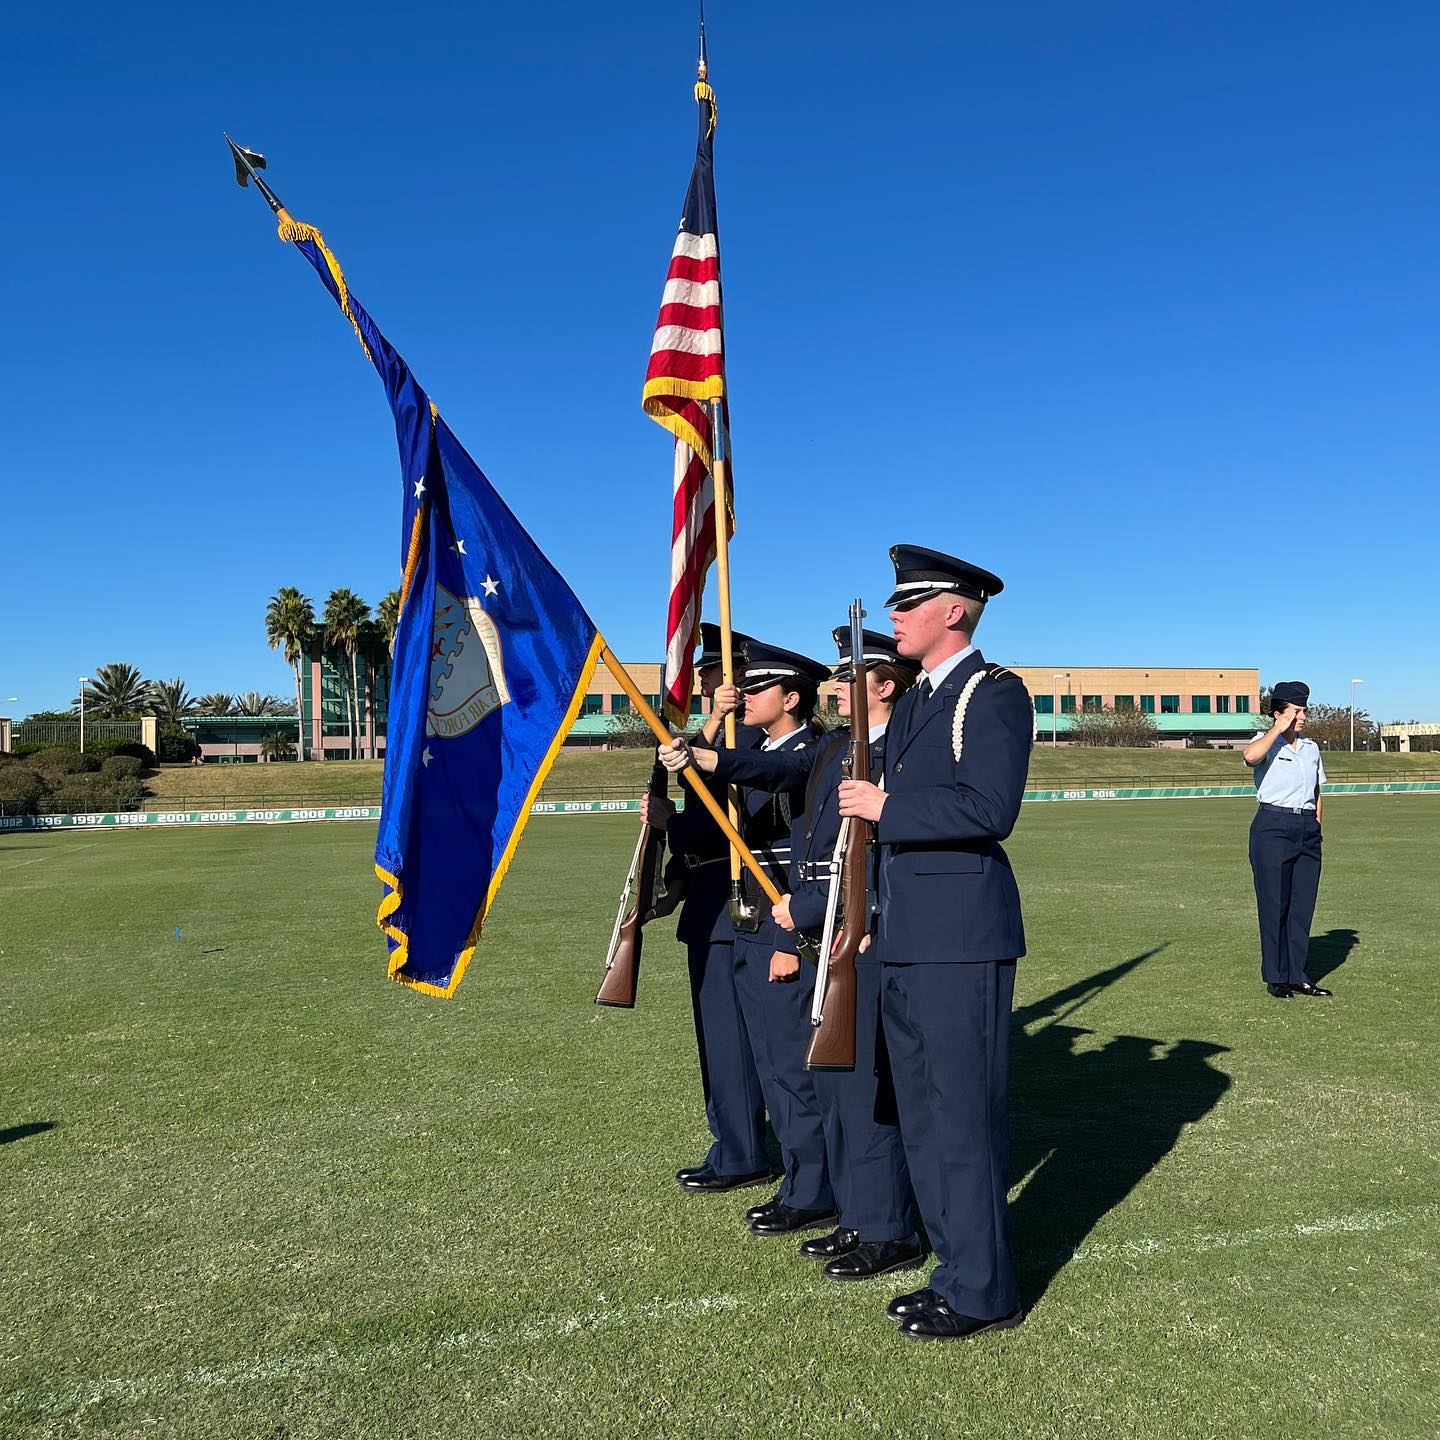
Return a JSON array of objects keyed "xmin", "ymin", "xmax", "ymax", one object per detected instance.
[
  {"xmin": 687, "ymin": 938, "xmax": 769, "ymax": 1176},
  {"xmin": 1248, "ymin": 808, "xmax": 1323, "ymax": 986},
  {"xmin": 733, "ymin": 932, "xmax": 834, "ymax": 1213},
  {"xmin": 814, "ymin": 963, "xmax": 915, "ymax": 1242},
  {"xmin": 881, "ymin": 959, "xmax": 1019, "ymax": 1320}
]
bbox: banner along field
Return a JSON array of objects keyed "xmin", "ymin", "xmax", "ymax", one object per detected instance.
[{"xmin": 2, "ymin": 797, "xmax": 1436, "ymax": 1439}]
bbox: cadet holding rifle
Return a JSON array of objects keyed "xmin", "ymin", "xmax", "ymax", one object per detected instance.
[{"xmin": 838, "ymin": 545, "xmax": 1030, "ymax": 1342}]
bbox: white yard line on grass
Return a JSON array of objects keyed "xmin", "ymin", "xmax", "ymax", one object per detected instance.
[
  {"xmin": 5, "ymin": 1204, "xmax": 1434, "ymax": 1421},
  {"xmin": 0, "ymin": 842, "xmax": 99, "ymax": 869}
]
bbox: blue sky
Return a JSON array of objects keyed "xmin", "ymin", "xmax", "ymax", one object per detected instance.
[{"xmin": 1, "ymin": 1, "xmax": 1436, "ymax": 722}]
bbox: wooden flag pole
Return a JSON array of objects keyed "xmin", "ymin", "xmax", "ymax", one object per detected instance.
[
  {"xmin": 708, "ymin": 400, "xmax": 744, "ymax": 895},
  {"xmin": 600, "ymin": 643, "xmax": 781, "ymax": 906}
]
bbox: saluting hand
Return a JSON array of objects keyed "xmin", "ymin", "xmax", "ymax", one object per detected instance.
[
  {"xmin": 769, "ymin": 951, "xmax": 800, "ymax": 983},
  {"xmin": 838, "ymin": 779, "xmax": 886, "ymax": 821},
  {"xmin": 1272, "ymin": 704, "xmax": 1299, "ymax": 733},
  {"xmin": 771, "ymin": 895, "xmax": 795, "ymax": 932}
]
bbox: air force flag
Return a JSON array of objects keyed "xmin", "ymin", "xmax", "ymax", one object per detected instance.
[{"xmin": 287, "ymin": 226, "xmax": 601, "ymax": 996}]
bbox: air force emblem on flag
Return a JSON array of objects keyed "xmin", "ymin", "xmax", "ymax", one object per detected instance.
[{"xmin": 428, "ymin": 584, "xmax": 511, "ymax": 739}]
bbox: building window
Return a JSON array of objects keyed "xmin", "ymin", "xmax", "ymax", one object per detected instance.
[
  {"xmin": 1082, "ymin": 694, "xmax": 1103, "ymax": 713},
  {"xmin": 611, "ymin": 694, "xmax": 630, "ymax": 715},
  {"xmin": 645, "ymin": 695, "xmax": 662, "ymax": 711},
  {"xmin": 825, "ymin": 694, "xmax": 840, "ymax": 714},
  {"xmin": 1215, "ymin": 695, "xmax": 1231, "ymax": 713},
  {"xmin": 1113, "ymin": 695, "xmax": 1135, "ymax": 711},
  {"xmin": 1061, "ymin": 694, "xmax": 1077, "ymax": 714},
  {"xmin": 581, "ymin": 695, "xmax": 604, "ymax": 716},
  {"xmin": 1034, "ymin": 694, "xmax": 1055, "ymax": 714},
  {"xmin": 1236, "ymin": 694, "xmax": 1252, "ymax": 713},
  {"xmin": 1140, "ymin": 695, "xmax": 1156, "ymax": 713},
  {"xmin": 1161, "ymin": 695, "xmax": 1180, "ymax": 713},
  {"xmin": 1191, "ymin": 696, "xmax": 1212, "ymax": 713},
  {"xmin": 690, "ymin": 696, "xmax": 705, "ymax": 716}
]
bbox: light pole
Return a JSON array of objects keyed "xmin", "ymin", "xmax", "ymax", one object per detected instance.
[
  {"xmin": 1052, "ymin": 674, "xmax": 1067, "ymax": 745},
  {"xmin": 78, "ymin": 677, "xmax": 92, "ymax": 752},
  {"xmin": 1349, "ymin": 678, "xmax": 1363, "ymax": 751}
]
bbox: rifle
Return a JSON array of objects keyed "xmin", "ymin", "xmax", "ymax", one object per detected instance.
[
  {"xmin": 595, "ymin": 758, "xmax": 678, "ymax": 1008},
  {"xmin": 804, "ymin": 597, "xmax": 870, "ymax": 1071}
]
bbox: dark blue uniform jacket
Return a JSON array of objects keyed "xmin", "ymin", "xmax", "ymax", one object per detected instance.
[
  {"xmin": 666, "ymin": 722, "xmax": 762, "ymax": 945},
  {"xmin": 873, "ymin": 650, "xmax": 1030, "ymax": 964}
]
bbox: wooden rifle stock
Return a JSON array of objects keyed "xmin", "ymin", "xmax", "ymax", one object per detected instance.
[
  {"xmin": 805, "ymin": 610, "xmax": 871, "ymax": 1071},
  {"xmin": 595, "ymin": 760, "xmax": 672, "ymax": 1008}
]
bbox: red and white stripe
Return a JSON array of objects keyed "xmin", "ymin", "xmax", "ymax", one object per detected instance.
[{"xmin": 643, "ymin": 228, "xmax": 731, "ymax": 728}]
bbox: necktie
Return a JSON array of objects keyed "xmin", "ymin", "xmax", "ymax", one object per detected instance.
[{"xmin": 916, "ymin": 677, "xmax": 933, "ymax": 705}]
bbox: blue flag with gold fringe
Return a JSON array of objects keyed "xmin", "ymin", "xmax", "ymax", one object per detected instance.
[{"xmin": 280, "ymin": 220, "xmax": 601, "ymax": 997}]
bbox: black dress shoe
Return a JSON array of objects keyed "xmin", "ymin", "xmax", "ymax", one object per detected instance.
[
  {"xmin": 1267, "ymin": 983, "xmax": 1292, "ymax": 999},
  {"xmin": 898, "ymin": 1300, "xmax": 1026, "ymax": 1342},
  {"xmin": 748, "ymin": 1203, "xmax": 839, "ymax": 1236},
  {"xmin": 676, "ymin": 1165, "xmax": 773, "ymax": 1193},
  {"xmin": 1289, "ymin": 981, "xmax": 1333, "ymax": 997},
  {"xmin": 825, "ymin": 1236, "xmax": 926, "ymax": 1281},
  {"xmin": 798, "ymin": 1227, "xmax": 859, "ymax": 1261},
  {"xmin": 885, "ymin": 1286, "xmax": 941, "ymax": 1320},
  {"xmin": 745, "ymin": 1192, "xmax": 783, "ymax": 1223}
]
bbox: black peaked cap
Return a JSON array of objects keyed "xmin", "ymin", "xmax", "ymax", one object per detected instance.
[
  {"xmin": 1271, "ymin": 680, "xmax": 1310, "ymax": 707},
  {"xmin": 885, "ymin": 544, "xmax": 1004, "ymax": 608},
  {"xmin": 737, "ymin": 639, "xmax": 830, "ymax": 693},
  {"xmin": 829, "ymin": 626, "xmax": 920, "ymax": 680},
  {"xmin": 696, "ymin": 623, "xmax": 757, "ymax": 670}
]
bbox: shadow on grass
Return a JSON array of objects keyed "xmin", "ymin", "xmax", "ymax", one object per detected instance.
[
  {"xmin": 1, "ymin": 1121, "xmax": 57, "ymax": 1146},
  {"xmin": 1308, "ymin": 927, "xmax": 1359, "ymax": 983},
  {"xmin": 1009, "ymin": 945, "xmax": 1232, "ymax": 1305}
]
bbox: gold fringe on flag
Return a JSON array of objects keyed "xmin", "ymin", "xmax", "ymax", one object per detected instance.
[{"xmin": 274, "ymin": 214, "xmax": 374, "ymax": 362}]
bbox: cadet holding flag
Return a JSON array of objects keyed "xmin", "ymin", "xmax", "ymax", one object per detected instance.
[
  {"xmin": 838, "ymin": 545, "xmax": 1031, "ymax": 1341},
  {"xmin": 225, "ymin": 138, "xmax": 782, "ymax": 998},
  {"xmin": 665, "ymin": 622, "xmax": 925, "ymax": 1278}
]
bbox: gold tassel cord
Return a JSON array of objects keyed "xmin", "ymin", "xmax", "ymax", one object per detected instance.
[
  {"xmin": 694, "ymin": 79, "xmax": 717, "ymax": 136},
  {"xmin": 275, "ymin": 215, "xmax": 374, "ymax": 362}
]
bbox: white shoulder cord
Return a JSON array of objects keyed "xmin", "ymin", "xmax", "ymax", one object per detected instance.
[{"xmin": 950, "ymin": 670, "xmax": 987, "ymax": 761}]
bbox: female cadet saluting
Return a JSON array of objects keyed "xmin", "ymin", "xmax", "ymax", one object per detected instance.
[{"xmin": 1243, "ymin": 680, "xmax": 1332, "ymax": 1000}]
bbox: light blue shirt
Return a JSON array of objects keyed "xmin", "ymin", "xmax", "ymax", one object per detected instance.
[
  {"xmin": 1247, "ymin": 730, "xmax": 1326, "ymax": 809},
  {"xmin": 919, "ymin": 643, "xmax": 977, "ymax": 697},
  {"xmin": 762, "ymin": 725, "xmax": 806, "ymax": 752}
]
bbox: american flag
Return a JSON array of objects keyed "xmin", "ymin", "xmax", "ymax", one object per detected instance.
[{"xmin": 642, "ymin": 61, "xmax": 732, "ymax": 729}]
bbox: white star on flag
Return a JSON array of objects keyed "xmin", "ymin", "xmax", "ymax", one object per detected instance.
[
  {"xmin": 450, "ymin": 538, "xmax": 466, "ymax": 556},
  {"xmin": 413, "ymin": 476, "xmax": 426, "ymax": 499},
  {"xmin": 481, "ymin": 575, "xmax": 500, "ymax": 597},
  {"xmin": 422, "ymin": 747, "xmax": 433, "ymax": 767}
]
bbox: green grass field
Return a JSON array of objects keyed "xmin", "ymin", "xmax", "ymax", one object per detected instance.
[
  {"xmin": 139, "ymin": 745, "xmax": 1440, "ymax": 809},
  {"xmin": 3, "ymin": 796, "xmax": 1438, "ymax": 1438}
]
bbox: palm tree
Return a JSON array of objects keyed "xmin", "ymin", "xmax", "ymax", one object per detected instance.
[
  {"xmin": 147, "ymin": 678, "xmax": 198, "ymax": 724},
  {"xmin": 372, "ymin": 591, "xmax": 401, "ymax": 761},
  {"xmin": 196, "ymin": 693, "xmax": 236, "ymax": 717},
  {"xmin": 377, "ymin": 589, "xmax": 401, "ymax": 651},
  {"xmin": 322, "ymin": 588, "xmax": 370, "ymax": 760},
  {"xmin": 259, "ymin": 731, "xmax": 295, "ymax": 762},
  {"xmin": 76, "ymin": 663, "xmax": 149, "ymax": 718},
  {"xmin": 234, "ymin": 691, "xmax": 284, "ymax": 717},
  {"xmin": 265, "ymin": 587, "xmax": 316, "ymax": 763},
  {"xmin": 357, "ymin": 618, "xmax": 387, "ymax": 759}
]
